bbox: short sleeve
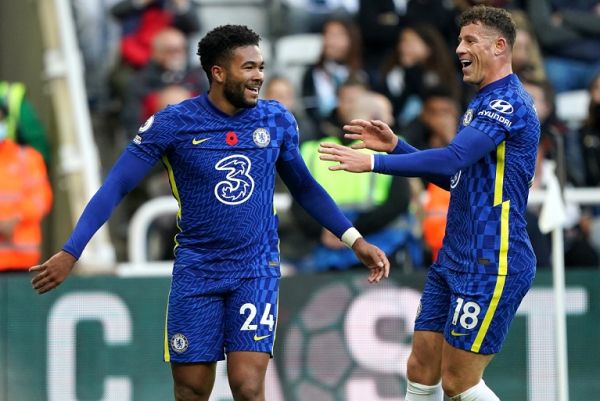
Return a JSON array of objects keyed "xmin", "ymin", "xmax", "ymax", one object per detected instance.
[
  {"xmin": 126, "ymin": 108, "xmax": 176, "ymax": 164},
  {"xmin": 278, "ymin": 109, "xmax": 300, "ymax": 162}
]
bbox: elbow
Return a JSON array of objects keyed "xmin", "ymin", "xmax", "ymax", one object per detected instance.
[
  {"xmin": 441, "ymin": 146, "xmax": 470, "ymax": 176},
  {"xmin": 439, "ymin": 160, "xmax": 464, "ymax": 177}
]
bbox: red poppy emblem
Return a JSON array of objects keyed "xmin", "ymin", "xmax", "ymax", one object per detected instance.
[{"xmin": 226, "ymin": 131, "xmax": 238, "ymax": 146}]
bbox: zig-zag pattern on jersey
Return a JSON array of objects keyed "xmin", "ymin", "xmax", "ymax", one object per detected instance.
[{"xmin": 127, "ymin": 95, "xmax": 298, "ymax": 278}]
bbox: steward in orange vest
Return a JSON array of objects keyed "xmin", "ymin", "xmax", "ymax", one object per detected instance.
[
  {"xmin": 422, "ymin": 182, "xmax": 450, "ymax": 262},
  {"xmin": 0, "ymin": 105, "xmax": 52, "ymax": 271}
]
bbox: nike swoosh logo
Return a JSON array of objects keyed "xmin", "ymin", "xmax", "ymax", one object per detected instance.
[
  {"xmin": 450, "ymin": 329, "xmax": 469, "ymax": 337},
  {"xmin": 253, "ymin": 334, "xmax": 271, "ymax": 341},
  {"xmin": 192, "ymin": 138, "xmax": 210, "ymax": 145}
]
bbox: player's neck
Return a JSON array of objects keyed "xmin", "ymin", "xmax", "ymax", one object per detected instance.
[
  {"xmin": 207, "ymin": 89, "xmax": 242, "ymax": 116},
  {"xmin": 478, "ymin": 64, "xmax": 513, "ymax": 90}
]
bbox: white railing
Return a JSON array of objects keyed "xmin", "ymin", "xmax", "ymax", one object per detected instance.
[{"xmin": 117, "ymin": 187, "xmax": 600, "ymax": 275}]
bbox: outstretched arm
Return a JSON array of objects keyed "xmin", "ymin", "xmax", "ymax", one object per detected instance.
[
  {"xmin": 31, "ymin": 150, "xmax": 155, "ymax": 294},
  {"xmin": 277, "ymin": 152, "xmax": 390, "ymax": 282},
  {"xmin": 319, "ymin": 126, "xmax": 497, "ymax": 180},
  {"xmin": 344, "ymin": 119, "xmax": 452, "ymax": 189}
]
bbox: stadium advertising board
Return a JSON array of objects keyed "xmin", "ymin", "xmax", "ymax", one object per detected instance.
[{"xmin": 0, "ymin": 271, "xmax": 598, "ymax": 401}]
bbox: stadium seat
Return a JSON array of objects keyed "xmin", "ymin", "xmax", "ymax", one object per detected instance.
[
  {"xmin": 194, "ymin": 2, "xmax": 269, "ymax": 38},
  {"xmin": 273, "ymin": 33, "xmax": 323, "ymax": 90},
  {"xmin": 187, "ymin": 1, "xmax": 271, "ymax": 66},
  {"xmin": 555, "ymin": 89, "xmax": 590, "ymax": 127}
]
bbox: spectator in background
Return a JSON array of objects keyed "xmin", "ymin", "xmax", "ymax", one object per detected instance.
[
  {"xmin": 356, "ymin": 0, "xmax": 402, "ymax": 84},
  {"xmin": 400, "ymin": 86, "xmax": 459, "ymax": 264},
  {"xmin": 0, "ymin": 81, "xmax": 50, "ymax": 164},
  {"xmin": 511, "ymin": 10, "xmax": 547, "ymax": 82},
  {"xmin": 109, "ymin": 0, "xmax": 200, "ymax": 105},
  {"xmin": 376, "ymin": 24, "xmax": 461, "ymax": 127},
  {"xmin": 111, "ymin": 0, "xmax": 199, "ymax": 69},
  {"xmin": 580, "ymin": 73, "xmax": 600, "ymax": 188},
  {"xmin": 263, "ymin": 75, "xmax": 318, "ymax": 143},
  {"xmin": 280, "ymin": 0, "xmax": 358, "ymax": 34},
  {"xmin": 578, "ymin": 73, "xmax": 600, "ymax": 261},
  {"xmin": 318, "ymin": 75, "xmax": 369, "ymax": 138},
  {"xmin": 524, "ymin": 78, "xmax": 599, "ymax": 268},
  {"xmin": 401, "ymin": 86, "xmax": 460, "ymax": 150},
  {"xmin": 403, "ymin": 0, "xmax": 460, "ymax": 49},
  {"xmin": 121, "ymin": 27, "xmax": 208, "ymax": 136},
  {"xmin": 527, "ymin": 0, "xmax": 600, "ymax": 92},
  {"xmin": 528, "ymin": 141, "xmax": 599, "ymax": 268},
  {"xmin": 291, "ymin": 89, "xmax": 413, "ymax": 272},
  {"xmin": 522, "ymin": 79, "xmax": 586, "ymax": 186},
  {"xmin": 301, "ymin": 18, "xmax": 366, "ymax": 129},
  {"xmin": 0, "ymin": 102, "xmax": 52, "ymax": 272}
]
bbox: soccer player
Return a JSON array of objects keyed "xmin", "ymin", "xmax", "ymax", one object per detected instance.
[
  {"xmin": 319, "ymin": 6, "xmax": 539, "ymax": 401},
  {"xmin": 30, "ymin": 25, "xmax": 390, "ymax": 401}
]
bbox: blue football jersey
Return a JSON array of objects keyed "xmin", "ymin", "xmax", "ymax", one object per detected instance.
[
  {"xmin": 127, "ymin": 94, "xmax": 299, "ymax": 278},
  {"xmin": 437, "ymin": 74, "xmax": 540, "ymax": 275}
]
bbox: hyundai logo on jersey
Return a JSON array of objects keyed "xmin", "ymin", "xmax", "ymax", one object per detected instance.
[{"xmin": 489, "ymin": 99, "xmax": 514, "ymax": 114}]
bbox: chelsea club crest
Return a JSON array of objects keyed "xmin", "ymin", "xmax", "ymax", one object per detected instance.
[
  {"xmin": 171, "ymin": 333, "xmax": 188, "ymax": 353},
  {"xmin": 463, "ymin": 109, "xmax": 474, "ymax": 126},
  {"xmin": 253, "ymin": 128, "xmax": 270, "ymax": 148}
]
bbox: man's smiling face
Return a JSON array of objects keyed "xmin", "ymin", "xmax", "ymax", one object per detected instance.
[{"xmin": 456, "ymin": 22, "xmax": 499, "ymax": 88}]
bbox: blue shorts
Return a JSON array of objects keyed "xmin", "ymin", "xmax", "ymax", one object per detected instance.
[
  {"xmin": 415, "ymin": 262, "xmax": 534, "ymax": 354},
  {"xmin": 165, "ymin": 274, "xmax": 279, "ymax": 363}
]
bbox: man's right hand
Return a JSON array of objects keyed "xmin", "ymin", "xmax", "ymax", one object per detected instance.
[
  {"xmin": 30, "ymin": 251, "xmax": 77, "ymax": 294},
  {"xmin": 351, "ymin": 238, "xmax": 390, "ymax": 283},
  {"xmin": 343, "ymin": 119, "xmax": 398, "ymax": 153}
]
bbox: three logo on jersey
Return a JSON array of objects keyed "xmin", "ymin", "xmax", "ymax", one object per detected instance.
[
  {"xmin": 213, "ymin": 128, "xmax": 271, "ymax": 205},
  {"xmin": 214, "ymin": 155, "xmax": 254, "ymax": 205},
  {"xmin": 189, "ymin": 128, "xmax": 271, "ymax": 206}
]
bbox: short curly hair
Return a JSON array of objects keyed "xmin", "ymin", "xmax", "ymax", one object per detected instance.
[
  {"xmin": 459, "ymin": 5, "xmax": 516, "ymax": 49},
  {"xmin": 197, "ymin": 25, "xmax": 261, "ymax": 83}
]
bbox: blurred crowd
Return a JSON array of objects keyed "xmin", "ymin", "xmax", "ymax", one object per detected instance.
[{"xmin": 3, "ymin": 0, "xmax": 600, "ymax": 273}]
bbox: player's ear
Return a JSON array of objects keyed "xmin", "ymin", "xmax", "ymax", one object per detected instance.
[
  {"xmin": 212, "ymin": 65, "xmax": 226, "ymax": 84},
  {"xmin": 495, "ymin": 36, "xmax": 507, "ymax": 56}
]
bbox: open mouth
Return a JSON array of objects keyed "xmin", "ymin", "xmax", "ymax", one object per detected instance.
[
  {"xmin": 246, "ymin": 86, "xmax": 260, "ymax": 96},
  {"xmin": 460, "ymin": 59, "xmax": 473, "ymax": 70}
]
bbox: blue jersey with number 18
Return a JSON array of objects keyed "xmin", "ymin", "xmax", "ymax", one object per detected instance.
[
  {"xmin": 127, "ymin": 94, "xmax": 299, "ymax": 279},
  {"xmin": 437, "ymin": 74, "xmax": 540, "ymax": 275}
]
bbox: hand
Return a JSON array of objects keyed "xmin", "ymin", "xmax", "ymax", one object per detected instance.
[
  {"xmin": 321, "ymin": 229, "xmax": 345, "ymax": 250},
  {"xmin": 30, "ymin": 251, "xmax": 77, "ymax": 294},
  {"xmin": 343, "ymin": 119, "xmax": 398, "ymax": 153},
  {"xmin": 319, "ymin": 142, "xmax": 372, "ymax": 173},
  {"xmin": 351, "ymin": 238, "xmax": 390, "ymax": 283}
]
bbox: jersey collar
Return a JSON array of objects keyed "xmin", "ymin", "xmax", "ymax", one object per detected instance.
[
  {"xmin": 199, "ymin": 93, "xmax": 253, "ymax": 119},
  {"xmin": 477, "ymin": 73, "xmax": 516, "ymax": 96}
]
